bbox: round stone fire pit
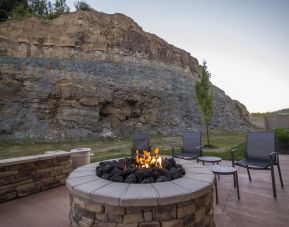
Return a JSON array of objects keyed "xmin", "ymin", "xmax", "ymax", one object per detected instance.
[{"xmin": 67, "ymin": 158, "xmax": 215, "ymax": 227}]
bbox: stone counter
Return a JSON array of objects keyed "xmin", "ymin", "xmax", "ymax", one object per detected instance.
[{"xmin": 67, "ymin": 158, "xmax": 215, "ymax": 227}]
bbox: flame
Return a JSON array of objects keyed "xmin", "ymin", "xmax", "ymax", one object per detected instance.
[{"xmin": 134, "ymin": 148, "xmax": 163, "ymax": 168}]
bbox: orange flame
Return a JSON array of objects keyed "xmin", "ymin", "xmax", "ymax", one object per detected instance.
[{"xmin": 134, "ymin": 148, "xmax": 162, "ymax": 168}]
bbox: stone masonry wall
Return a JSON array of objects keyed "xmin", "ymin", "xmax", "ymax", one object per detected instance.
[
  {"xmin": 69, "ymin": 189, "xmax": 215, "ymax": 227},
  {"xmin": 265, "ymin": 115, "xmax": 289, "ymax": 129},
  {"xmin": 0, "ymin": 155, "xmax": 71, "ymax": 203}
]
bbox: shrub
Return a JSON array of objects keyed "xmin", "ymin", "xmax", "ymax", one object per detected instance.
[
  {"xmin": 11, "ymin": 4, "xmax": 32, "ymax": 20},
  {"xmin": 275, "ymin": 128, "xmax": 289, "ymax": 145}
]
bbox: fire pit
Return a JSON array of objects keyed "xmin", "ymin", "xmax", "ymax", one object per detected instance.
[
  {"xmin": 96, "ymin": 149, "xmax": 185, "ymax": 183},
  {"xmin": 67, "ymin": 157, "xmax": 215, "ymax": 227}
]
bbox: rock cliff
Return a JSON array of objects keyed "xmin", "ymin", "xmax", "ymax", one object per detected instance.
[{"xmin": 0, "ymin": 10, "xmax": 251, "ymax": 139}]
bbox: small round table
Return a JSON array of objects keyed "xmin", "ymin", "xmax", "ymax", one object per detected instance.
[
  {"xmin": 211, "ymin": 165, "xmax": 240, "ymax": 204},
  {"xmin": 197, "ymin": 156, "xmax": 222, "ymax": 165}
]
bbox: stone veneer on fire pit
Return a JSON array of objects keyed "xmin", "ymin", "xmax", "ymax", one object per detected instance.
[{"xmin": 67, "ymin": 158, "xmax": 215, "ymax": 227}]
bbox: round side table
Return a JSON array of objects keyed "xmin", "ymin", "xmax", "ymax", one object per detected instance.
[
  {"xmin": 211, "ymin": 165, "xmax": 240, "ymax": 204},
  {"xmin": 197, "ymin": 156, "xmax": 222, "ymax": 165}
]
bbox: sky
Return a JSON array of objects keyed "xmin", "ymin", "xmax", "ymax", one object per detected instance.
[{"xmin": 66, "ymin": 0, "xmax": 289, "ymax": 113}]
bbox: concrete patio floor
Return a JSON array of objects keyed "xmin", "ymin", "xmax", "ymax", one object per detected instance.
[{"xmin": 0, "ymin": 155, "xmax": 288, "ymax": 227}]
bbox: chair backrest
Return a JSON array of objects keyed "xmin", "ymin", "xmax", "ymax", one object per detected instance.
[
  {"xmin": 132, "ymin": 133, "xmax": 150, "ymax": 153},
  {"xmin": 183, "ymin": 132, "xmax": 202, "ymax": 153},
  {"xmin": 246, "ymin": 131, "xmax": 275, "ymax": 161}
]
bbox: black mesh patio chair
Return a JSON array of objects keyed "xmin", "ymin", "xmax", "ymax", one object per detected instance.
[
  {"xmin": 131, "ymin": 133, "xmax": 152, "ymax": 157},
  {"xmin": 231, "ymin": 131, "xmax": 284, "ymax": 198},
  {"xmin": 172, "ymin": 132, "xmax": 203, "ymax": 160}
]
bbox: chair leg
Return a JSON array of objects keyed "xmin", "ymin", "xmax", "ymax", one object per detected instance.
[
  {"xmin": 271, "ymin": 165, "xmax": 277, "ymax": 198},
  {"xmin": 246, "ymin": 166, "xmax": 252, "ymax": 181},
  {"xmin": 233, "ymin": 173, "xmax": 236, "ymax": 188},
  {"xmin": 214, "ymin": 175, "xmax": 218, "ymax": 204},
  {"xmin": 277, "ymin": 163, "xmax": 284, "ymax": 188},
  {"xmin": 235, "ymin": 172, "xmax": 240, "ymax": 200}
]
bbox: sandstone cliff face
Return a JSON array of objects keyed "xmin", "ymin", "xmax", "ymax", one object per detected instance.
[{"xmin": 0, "ymin": 11, "xmax": 251, "ymax": 139}]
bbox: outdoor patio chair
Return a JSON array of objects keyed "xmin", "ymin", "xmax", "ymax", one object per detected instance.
[
  {"xmin": 131, "ymin": 133, "xmax": 152, "ymax": 157},
  {"xmin": 172, "ymin": 132, "xmax": 203, "ymax": 160},
  {"xmin": 231, "ymin": 131, "xmax": 284, "ymax": 198}
]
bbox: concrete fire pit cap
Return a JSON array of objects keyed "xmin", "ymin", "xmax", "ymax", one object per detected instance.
[{"xmin": 66, "ymin": 158, "xmax": 215, "ymax": 206}]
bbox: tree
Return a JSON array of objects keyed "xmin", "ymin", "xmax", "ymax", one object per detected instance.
[
  {"xmin": 195, "ymin": 60, "xmax": 214, "ymax": 146},
  {"xmin": 0, "ymin": 0, "xmax": 28, "ymax": 21},
  {"xmin": 28, "ymin": 0, "xmax": 48, "ymax": 16},
  {"xmin": 54, "ymin": 0, "xmax": 70, "ymax": 15},
  {"xmin": 74, "ymin": 1, "xmax": 91, "ymax": 11}
]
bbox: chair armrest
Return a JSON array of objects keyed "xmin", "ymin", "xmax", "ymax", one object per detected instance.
[
  {"xmin": 269, "ymin": 152, "xmax": 278, "ymax": 156},
  {"xmin": 269, "ymin": 152, "xmax": 279, "ymax": 164},
  {"xmin": 172, "ymin": 145, "xmax": 183, "ymax": 148},
  {"xmin": 196, "ymin": 146, "xmax": 204, "ymax": 150},
  {"xmin": 231, "ymin": 149, "xmax": 243, "ymax": 152},
  {"xmin": 230, "ymin": 149, "xmax": 244, "ymax": 167},
  {"xmin": 195, "ymin": 146, "xmax": 204, "ymax": 157}
]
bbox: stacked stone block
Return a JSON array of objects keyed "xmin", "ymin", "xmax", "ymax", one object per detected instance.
[
  {"xmin": 0, "ymin": 155, "xmax": 71, "ymax": 202},
  {"xmin": 69, "ymin": 190, "xmax": 215, "ymax": 227}
]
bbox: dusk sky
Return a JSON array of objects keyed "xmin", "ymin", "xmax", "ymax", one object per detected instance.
[{"xmin": 67, "ymin": 0, "xmax": 289, "ymax": 113}]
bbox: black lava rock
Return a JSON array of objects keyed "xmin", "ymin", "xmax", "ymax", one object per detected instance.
[
  {"xmin": 135, "ymin": 170, "xmax": 144, "ymax": 182},
  {"xmin": 95, "ymin": 157, "xmax": 184, "ymax": 183},
  {"xmin": 101, "ymin": 173, "xmax": 110, "ymax": 180},
  {"xmin": 171, "ymin": 168, "xmax": 184, "ymax": 179},
  {"xmin": 117, "ymin": 159, "xmax": 126, "ymax": 170},
  {"xmin": 163, "ymin": 158, "xmax": 172, "ymax": 170},
  {"xmin": 156, "ymin": 176, "xmax": 170, "ymax": 182},
  {"xmin": 152, "ymin": 167, "xmax": 161, "ymax": 179},
  {"xmin": 124, "ymin": 166, "xmax": 137, "ymax": 176},
  {"xmin": 141, "ymin": 177, "xmax": 155, "ymax": 184},
  {"xmin": 158, "ymin": 168, "xmax": 172, "ymax": 180},
  {"xmin": 169, "ymin": 167, "xmax": 177, "ymax": 173},
  {"xmin": 110, "ymin": 174, "xmax": 123, "ymax": 182},
  {"xmin": 169, "ymin": 158, "xmax": 176, "ymax": 167},
  {"xmin": 111, "ymin": 167, "xmax": 123, "ymax": 176},
  {"xmin": 125, "ymin": 173, "xmax": 137, "ymax": 183},
  {"xmin": 142, "ymin": 168, "xmax": 153, "ymax": 178}
]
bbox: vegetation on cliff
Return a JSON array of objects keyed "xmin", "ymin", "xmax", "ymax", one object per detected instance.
[
  {"xmin": 251, "ymin": 108, "xmax": 289, "ymax": 116},
  {"xmin": 0, "ymin": 0, "xmax": 90, "ymax": 21}
]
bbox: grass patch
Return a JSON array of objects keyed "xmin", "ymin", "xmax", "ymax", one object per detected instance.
[
  {"xmin": 203, "ymin": 143, "xmax": 245, "ymax": 161},
  {"xmin": 0, "ymin": 132, "xmax": 246, "ymax": 161}
]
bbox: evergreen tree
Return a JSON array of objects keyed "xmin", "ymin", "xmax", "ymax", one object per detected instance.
[
  {"xmin": 28, "ymin": 0, "xmax": 48, "ymax": 16},
  {"xmin": 74, "ymin": 1, "xmax": 91, "ymax": 11},
  {"xmin": 195, "ymin": 60, "xmax": 214, "ymax": 146}
]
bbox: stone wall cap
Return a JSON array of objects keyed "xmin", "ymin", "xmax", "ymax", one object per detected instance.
[
  {"xmin": 0, "ymin": 150, "xmax": 70, "ymax": 167},
  {"xmin": 44, "ymin": 150, "xmax": 71, "ymax": 157},
  {"xmin": 70, "ymin": 148, "xmax": 92, "ymax": 153},
  {"xmin": 66, "ymin": 158, "xmax": 214, "ymax": 206}
]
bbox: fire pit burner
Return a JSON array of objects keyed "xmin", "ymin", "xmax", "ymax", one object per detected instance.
[{"xmin": 96, "ymin": 157, "xmax": 185, "ymax": 183}]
